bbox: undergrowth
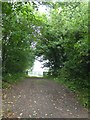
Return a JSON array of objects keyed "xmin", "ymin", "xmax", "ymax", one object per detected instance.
[
  {"xmin": 2, "ymin": 73, "xmax": 27, "ymax": 89},
  {"xmin": 46, "ymin": 75, "xmax": 88, "ymax": 109}
]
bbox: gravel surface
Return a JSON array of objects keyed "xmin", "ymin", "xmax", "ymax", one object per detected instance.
[{"xmin": 2, "ymin": 78, "xmax": 88, "ymax": 118}]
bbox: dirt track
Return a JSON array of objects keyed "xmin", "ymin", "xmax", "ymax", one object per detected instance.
[{"xmin": 3, "ymin": 78, "xmax": 88, "ymax": 118}]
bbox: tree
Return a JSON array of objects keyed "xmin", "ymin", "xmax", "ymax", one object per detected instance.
[
  {"xmin": 2, "ymin": 2, "xmax": 41, "ymax": 81},
  {"xmin": 35, "ymin": 2, "xmax": 88, "ymax": 82}
]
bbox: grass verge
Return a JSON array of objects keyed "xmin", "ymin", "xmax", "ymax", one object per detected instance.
[
  {"xmin": 46, "ymin": 76, "xmax": 88, "ymax": 109},
  {"xmin": 2, "ymin": 73, "xmax": 27, "ymax": 89}
]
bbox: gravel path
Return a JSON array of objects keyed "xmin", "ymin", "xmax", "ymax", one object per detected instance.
[{"xmin": 3, "ymin": 78, "xmax": 88, "ymax": 118}]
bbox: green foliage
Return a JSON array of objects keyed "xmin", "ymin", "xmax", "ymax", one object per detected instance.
[
  {"xmin": 2, "ymin": 72, "xmax": 26, "ymax": 89},
  {"xmin": 2, "ymin": 2, "xmax": 42, "ymax": 83},
  {"xmin": 35, "ymin": 2, "xmax": 88, "ymax": 107},
  {"xmin": 2, "ymin": 1, "xmax": 89, "ymax": 108},
  {"xmin": 3, "ymin": 73, "xmax": 25, "ymax": 83},
  {"xmin": 36, "ymin": 2, "xmax": 88, "ymax": 79}
]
